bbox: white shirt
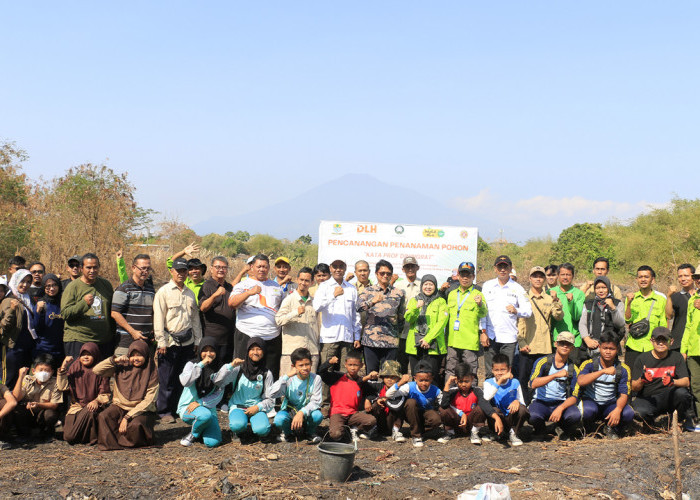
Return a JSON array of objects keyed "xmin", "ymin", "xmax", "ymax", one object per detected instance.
[
  {"xmin": 482, "ymin": 278, "xmax": 532, "ymax": 344},
  {"xmin": 231, "ymin": 278, "xmax": 283, "ymax": 341},
  {"xmin": 313, "ymin": 278, "xmax": 361, "ymax": 343},
  {"xmin": 395, "ymin": 278, "xmax": 421, "ymax": 339}
]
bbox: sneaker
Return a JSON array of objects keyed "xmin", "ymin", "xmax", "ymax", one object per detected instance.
[
  {"xmin": 479, "ymin": 430, "xmax": 495, "ymax": 442},
  {"xmin": 0, "ymin": 440, "xmax": 11, "ymax": 450},
  {"xmin": 604, "ymin": 426, "xmax": 620, "ymax": 440},
  {"xmin": 309, "ymin": 435, "xmax": 322, "ymax": 444},
  {"xmin": 392, "ymin": 428, "xmax": 406, "ymax": 442},
  {"xmin": 276, "ymin": 433, "xmax": 288, "ymax": 443},
  {"xmin": 219, "ymin": 404, "xmax": 229, "ymax": 413},
  {"xmin": 412, "ymin": 437, "xmax": 424, "ymax": 448},
  {"xmin": 359, "ymin": 426, "xmax": 376, "ymax": 440},
  {"xmin": 437, "ymin": 432, "xmax": 453, "ymax": 444},
  {"xmin": 470, "ymin": 427, "xmax": 482, "ymax": 445},
  {"xmin": 180, "ymin": 433, "xmax": 196, "ymax": 447},
  {"xmin": 683, "ymin": 419, "xmax": 700, "ymax": 432},
  {"xmin": 349, "ymin": 427, "xmax": 359, "ymax": 441},
  {"xmin": 508, "ymin": 429, "xmax": 523, "ymax": 446}
]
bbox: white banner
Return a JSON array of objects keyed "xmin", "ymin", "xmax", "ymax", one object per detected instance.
[{"xmin": 318, "ymin": 220, "xmax": 478, "ymax": 284}]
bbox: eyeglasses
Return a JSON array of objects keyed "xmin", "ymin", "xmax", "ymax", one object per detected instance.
[
  {"xmin": 213, "ymin": 265, "xmax": 229, "ymax": 270},
  {"xmin": 133, "ymin": 265, "xmax": 152, "ymax": 272},
  {"xmin": 651, "ymin": 337, "xmax": 670, "ymax": 344},
  {"xmin": 30, "ymin": 270, "xmax": 44, "ymax": 274},
  {"xmin": 377, "ymin": 272, "xmax": 392, "ymax": 276},
  {"xmin": 69, "ymin": 264, "xmax": 80, "ymax": 269}
]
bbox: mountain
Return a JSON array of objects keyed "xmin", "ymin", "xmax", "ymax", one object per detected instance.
[{"xmin": 193, "ymin": 173, "xmax": 497, "ymax": 241}]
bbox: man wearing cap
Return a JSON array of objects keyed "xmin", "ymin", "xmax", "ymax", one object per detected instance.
[
  {"xmin": 681, "ymin": 267, "xmax": 700, "ymax": 429},
  {"xmin": 482, "ymin": 255, "xmax": 532, "ymax": 379},
  {"xmin": 111, "ymin": 253, "xmax": 156, "ymax": 356},
  {"xmin": 167, "ymin": 244, "xmax": 206, "ymax": 303},
  {"xmin": 273, "ymin": 257, "xmax": 297, "ymax": 294},
  {"xmin": 394, "ymin": 256, "xmax": 421, "ymax": 373},
  {"xmin": 631, "ymin": 327, "xmax": 695, "ymax": 432},
  {"xmin": 154, "ymin": 257, "xmax": 203, "ymax": 423},
  {"xmin": 229, "ymin": 254, "xmax": 284, "ymax": 378},
  {"xmin": 579, "ymin": 257, "xmax": 623, "ymax": 301},
  {"xmin": 445, "ymin": 261, "xmax": 487, "ymax": 378},
  {"xmin": 61, "ymin": 255, "xmax": 82, "ymax": 289},
  {"xmin": 517, "ymin": 266, "xmax": 564, "ymax": 403},
  {"xmin": 313, "ymin": 259, "xmax": 362, "ymax": 405}
]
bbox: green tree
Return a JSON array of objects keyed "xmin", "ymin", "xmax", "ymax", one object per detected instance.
[
  {"xmin": 296, "ymin": 234, "xmax": 312, "ymax": 244},
  {"xmin": 0, "ymin": 141, "xmax": 32, "ymax": 263},
  {"xmin": 551, "ymin": 223, "xmax": 614, "ymax": 273}
]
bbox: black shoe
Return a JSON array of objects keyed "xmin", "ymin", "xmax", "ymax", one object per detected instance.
[{"xmin": 604, "ymin": 426, "xmax": 620, "ymax": 440}]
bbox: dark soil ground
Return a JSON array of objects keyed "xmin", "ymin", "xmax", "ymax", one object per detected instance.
[{"xmin": 1, "ymin": 413, "xmax": 698, "ymax": 499}]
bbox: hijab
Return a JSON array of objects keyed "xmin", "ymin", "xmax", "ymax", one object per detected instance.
[
  {"xmin": 41, "ymin": 273, "xmax": 63, "ymax": 305},
  {"xmin": 66, "ymin": 342, "xmax": 110, "ymax": 406},
  {"xmin": 115, "ymin": 340, "xmax": 158, "ymax": 401},
  {"xmin": 593, "ymin": 276, "xmax": 613, "ymax": 310},
  {"xmin": 242, "ymin": 337, "xmax": 266, "ymax": 381},
  {"xmin": 8, "ymin": 269, "xmax": 36, "ymax": 338},
  {"xmin": 415, "ymin": 274, "xmax": 439, "ymax": 344},
  {"xmin": 195, "ymin": 336, "xmax": 221, "ymax": 398}
]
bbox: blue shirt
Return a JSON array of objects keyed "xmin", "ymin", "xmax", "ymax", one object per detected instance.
[
  {"xmin": 530, "ymin": 356, "xmax": 578, "ymax": 403},
  {"xmin": 483, "ymin": 378, "xmax": 523, "ymax": 415},
  {"xmin": 573, "ymin": 358, "xmax": 630, "ymax": 404}
]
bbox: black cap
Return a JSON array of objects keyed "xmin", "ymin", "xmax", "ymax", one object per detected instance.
[
  {"xmin": 494, "ymin": 255, "xmax": 512, "ymax": 267},
  {"xmin": 186, "ymin": 258, "xmax": 207, "ymax": 274},
  {"xmin": 458, "ymin": 261, "xmax": 475, "ymax": 274},
  {"xmin": 67, "ymin": 255, "xmax": 81, "ymax": 265},
  {"xmin": 651, "ymin": 326, "xmax": 672, "ymax": 340},
  {"xmin": 171, "ymin": 257, "xmax": 189, "ymax": 271},
  {"xmin": 414, "ymin": 359, "xmax": 434, "ymax": 375}
]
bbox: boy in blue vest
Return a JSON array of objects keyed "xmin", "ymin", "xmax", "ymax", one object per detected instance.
[
  {"xmin": 270, "ymin": 347, "xmax": 324, "ymax": 443},
  {"xmin": 528, "ymin": 331, "xmax": 581, "ymax": 440},
  {"xmin": 386, "ymin": 360, "xmax": 442, "ymax": 447},
  {"xmin": 573, "ymin": 331, "xmax": 634, "ymax": 439},
  {"xmin": 483, "ymin": 353, "xmax": 528, "ymax": 446}
]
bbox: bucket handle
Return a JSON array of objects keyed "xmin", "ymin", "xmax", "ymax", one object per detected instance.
[{"xmin": 318, "ymin": 426, "xmax": 358, "ymax": 452}]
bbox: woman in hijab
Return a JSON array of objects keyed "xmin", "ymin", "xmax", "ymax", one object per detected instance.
[
  {"xmin": 214, "ymin": 337, "xmax": 275, "ymax": 441},
  {"xmin": 94, "ymin": 340, "xmax": 159, "ymax": 450},
  {"xmin": 404, "ymin": 274, "xmax": 449, "ymax": 380},
  {"xmin": 33, "ymin": 274, "xmax": 65, "ymax": 364},
  {"xmin": 579, "ymin": 275, "xmax": 625, "ymax": 360},
  {"xmin": 3, "ymin": 270, "xmax": 37, "ymax": 388},
  {"xmin": 56, "ymin": 342, "xmax": 110, "ymax": 444},
  {"xmin": 177, "ymin": 337, "xmax": 224, "ymax": 448}
]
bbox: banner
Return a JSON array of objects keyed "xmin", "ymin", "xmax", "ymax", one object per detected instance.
[{"xmin": 318, "ymin": 220, "xmax": 478, "ymax": 284}]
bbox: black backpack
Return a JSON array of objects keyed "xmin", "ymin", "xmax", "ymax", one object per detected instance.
[{"xmin": 532, "ymin": 354, "xmax": 576, "ymax": 397}]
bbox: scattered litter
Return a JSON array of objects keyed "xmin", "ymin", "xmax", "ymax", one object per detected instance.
[{"xmin": 457, "ymin": 483, "xmax": 511, "ymax": 500}]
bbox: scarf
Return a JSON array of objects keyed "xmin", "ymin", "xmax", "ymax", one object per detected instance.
[
  {"xmin": 195, "ymin": 336, "xmax": 221, "ymax": 398},
  {"xmin": 415, "ymin": 274, "xmax": 439, "ymax": 345},
  {"xmin": 242, "ymin": 337, "xmax": 266, "ymax": 381},
  {"xmin": 66, "ymin": 342, "xmax": 110, "ymax": 406},
  {"xmin": 115, "ymin": 340, "xmax": 158, "ymax": 401},
  {"xmin": 8, "ymin": 269, "xmax": 37, "ymax": 339},
  {"xmin": 41, "ymin": 273, "xmax": 63, "ymax": 305}
]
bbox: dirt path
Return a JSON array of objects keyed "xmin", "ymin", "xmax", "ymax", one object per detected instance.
[{"xmin": 1, "ymin": 414, "xmax": 698, "ymax": 499}]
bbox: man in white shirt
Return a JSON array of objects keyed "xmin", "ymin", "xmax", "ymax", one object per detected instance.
[
  {"xmin": 482, "ymin": 255, "xmax": 532, "ymax": 379},
  {"xmin": 394, "ymin": 256, "xmax": 421, "ymax": 373},
  {"xmin": 313, "ymin": 259, "xmax": 362, "ymax": 405},
  {"xmin": 229, "ymin": 254, "xmax": 284, "ymax": 378}
]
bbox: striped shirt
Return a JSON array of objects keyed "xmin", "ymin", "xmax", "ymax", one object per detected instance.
[{"xmin": 111, "ymin": 278, "xmax": 155, "ymax": 348}]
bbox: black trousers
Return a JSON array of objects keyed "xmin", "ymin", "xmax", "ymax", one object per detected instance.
[
  {"xmin": 631, "ymin": 387, "xmax": 694, "ymax": 424},
  {"xmin": 233, "ymin": 329, "xmax": 282, "ymax": 380},
  {"xmin": 363, "ymin": 346, "xmax": 397, "ymax": 374},
  {"xmin": 156, "ymin": 344, "xmax": 194, "ymax": 417}
]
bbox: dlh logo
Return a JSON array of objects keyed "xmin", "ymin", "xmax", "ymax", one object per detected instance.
[{"xmin": 357, "ymin": 224, "xmax": 377, "ymax": 233}]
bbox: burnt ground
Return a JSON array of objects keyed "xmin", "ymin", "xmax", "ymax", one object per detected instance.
[{"xmin": 0, "ymin": 414, "xmax": 698, "ymax": 499}]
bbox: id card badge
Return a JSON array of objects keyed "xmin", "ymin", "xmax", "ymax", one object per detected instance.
[{"xmin": 453, "ymin": 319, "xmax": 460, "ymax": 331}]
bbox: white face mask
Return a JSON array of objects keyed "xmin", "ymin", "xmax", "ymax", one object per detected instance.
[{"xmin": 35, "ymin": 371, "xmax": 51, "ymax": 383}]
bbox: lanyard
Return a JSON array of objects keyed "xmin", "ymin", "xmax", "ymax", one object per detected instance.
[{"xmin": 456, "ymin": 288, "xmax": 472, "ymax": 314}]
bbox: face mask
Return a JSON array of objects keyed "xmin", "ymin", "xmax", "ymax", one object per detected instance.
[{"xmin": 35, "ymin": 371, "xmax": 51, "ymax": 383}]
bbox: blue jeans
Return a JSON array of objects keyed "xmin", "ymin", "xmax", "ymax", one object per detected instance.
[
  {"xmin": 273, "ymin": 409, "xmax": 323, "ymax": 436},
  {"xmin": 181, "ymin": 406, "xmax": 222, "ymax": 447},
  {"xmin": 229, "ymin": 408, "xmax": 271, "ymax": 436}
]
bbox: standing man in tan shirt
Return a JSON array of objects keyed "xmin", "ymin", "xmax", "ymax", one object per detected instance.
[
  {"xmin": 517, "ymin": 266, "xmax": 564, "ymax": 403},
  {"xmin": 154, "ymin": 257, "xmax": 202, "ymax": 423},
  {"xmin": 276, "ymin": 267, "xmax": 320, "ymax": 374}
]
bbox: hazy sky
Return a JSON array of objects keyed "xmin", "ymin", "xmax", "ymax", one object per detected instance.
[{"xmin": 3, "ymin": 2, "xmax": 699, "ymax": 241}]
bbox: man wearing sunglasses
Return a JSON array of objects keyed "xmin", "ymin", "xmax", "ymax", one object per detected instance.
[{"xmin": 61, "ymin": 255, "xmax": 82, "ymax": 290}]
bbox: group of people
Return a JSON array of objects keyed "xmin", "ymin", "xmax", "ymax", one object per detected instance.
[{"xmin": 0, "ymin": 248, "xmax": 699, "ymax": 452}]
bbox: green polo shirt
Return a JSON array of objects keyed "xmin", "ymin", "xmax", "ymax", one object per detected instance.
[
  {"xmin": 625, "ymin": 290, "xmax": 667, "ymax": 353},
  {"xmin": 551, "ymin": 286, "xmax": 585, "ymax": 347}
]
